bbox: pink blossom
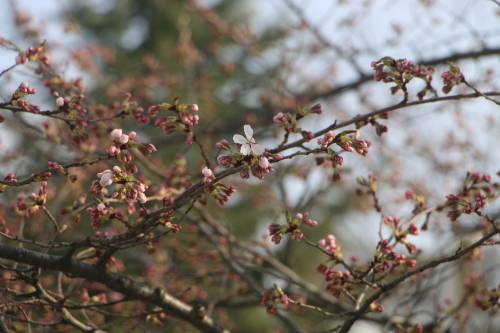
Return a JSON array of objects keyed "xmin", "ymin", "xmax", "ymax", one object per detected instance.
[
  {"xmin": 136, "ymin": 182, "xmax": 148, "ymax": 193},
  {"xmin": 128, "ymin": 131, "xmax": 138, "ymax": 141},
  {"xmin": 56, "ymin": 97, "xmax": 64, "ymax": 106},
  {"xmin": 16, "ymin": 54, "xmax": 28, "ymax": 64},
  {"xmin": 110, "ymin": 129, "xmax": 122, "ymax": 139},
  {"xmin": 138, "ymin": 192, "xmax": 147, "ymax": 203},
  {"xmin": 107, "ymin": 145, "xmax": 119, "ymax": 156},
  {"xmin": 317, "ymin": 131, "xmax": 335, "ymax": 148},
  {"xmin": 119, "ymin": 134, "xmax": 129, "ymax": 144},
  {"xmin": 273, "ymin": 112, "xmax": 287, "ymax": 126},
  {"xmin": 202, "ymin": 166, "xmax": 213, "ymax": 177},
  {"xmin": 259, "ymin": 156, "xmax": 270, "ymax": 169},
  {"xmin": 98, "ymin": 170, "xmax": 114, "ymax": 187}
]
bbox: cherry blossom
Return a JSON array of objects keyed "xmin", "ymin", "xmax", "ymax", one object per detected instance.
[
  {"xmin": 110, "ymin": 129, "xmax": 122, "ymax": 139},
  {"xmin": 97, "ymin": 169, "xmax": 114, "ymax": 187},
  {"xmin": 233, "ymin": 125, "xmax": 265, "ymax": 155}
]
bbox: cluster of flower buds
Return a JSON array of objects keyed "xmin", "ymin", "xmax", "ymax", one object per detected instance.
[
  {"xmin": 149, "ymin": 96, "xmax": 199, "ymax": 143},
  {"xmin": 15, "ymin": 43, "xmax": 50, "ymax": 66},
  {"xmin": 445, "ymin": 171, "xmax": 497, "ymax": 222},
  {"xmin": 203, "ymin": 179, "xmax": 236, "ymax": 206},
  {"xmin": 10, "ymin": 182, "xmax": 49, "ymax": 217},
  {"xmin": 260, "ymin": 284, "xmax": 289, "ymax": 315},
  {"xmin": 76, "ymin": 288, "xmax": 108, "ymax": 305},
  {"xmin": 474, "ymin": 285, "xmax": 500, "ymax": 311},
  {"xmin": 273, "ymin": 103, "xmax": 322, "ymax": 135},
  {"xmin": 117, "ymin": 93, "xmax": 150, "ymax": 124},
  {"xmin": 47, "ymin": 161, "xmax": 77, "ymax": 183},
  {"xmin": 217, "ymin": 125, "xmax": 280, "ymax": 181},
  {"xmin": 52, "ymin": 92, "xmax": 87, "ymax": 118},
  {"xmin": 0, "ymin": 173, "xmax": 18, "ymax": 193},
  {"xmin": 382, "ymin": 216, "xmax": 419, "ymax": 254},
  {"xmin": 86, "ymin": 203, "xmax": 114, "ymax": 229},
  {"xmin": 315, "ymin": 130, "xmax": 371, "ymax": 182},
  {"xmin": 319, "ymin": 234, "xmax": 340, "ymax": 254},
  {"xmin": 322, "ymin": 268, "xmax": 350, "ymax": 298},
  {"xmin": 107, "ymin": 128, "xmax": 157, "ymax": 173},
  {"xmin": 371, "ymin": 56, "xmax": 434, "ymax": 99},
  {"xmin": 317, "ymin": 130, "xmax": 371, "ymax": 155},
  {"xmin": 369, "ymin": 301, "xmax": 385, "ymax": 313},
  {"xmin": 199, "ymin": 165, "xmax": 234, "ymax": 206},
  {"xmin": 91, "ymin": 166, "xmax": 148, "ymax": 204},
  {"xmin": 355, "ymin": 111, "xmax": 390, "ymax": 137},
  {"xmin": 375, "ymin": 238, "xmax": 417, "ymax": 273},
  {"xmin": 441, "ymin": 62, "xmax": 464, "ymax": 94},
  {"xmin": 267, "ymin": 211, "xmax": 317, "ymax": 245},
  {"xmin": 11, "ymin": 82, "xmax": 40, "ymax": 114}
]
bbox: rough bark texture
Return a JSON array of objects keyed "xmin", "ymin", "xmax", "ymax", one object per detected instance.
[{"xmin": 0, "ymin": 243, "xmax": 230, "ymax": 333}]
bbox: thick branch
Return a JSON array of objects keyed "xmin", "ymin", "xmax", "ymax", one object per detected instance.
[{"xmin": 0, "ymin": 244, "xmax": 230, "ymax": 333}]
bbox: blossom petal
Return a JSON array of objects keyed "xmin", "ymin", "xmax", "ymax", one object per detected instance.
[
  {"xmin": 251, "ymin": 144, "xmax": 265, "ymax": 156},
  {"xmin": 100, "ymin": 178, "xmax": 113, "ymax": 187},
  {"xmin": 240, "ymin": 143, "xmax": 252, "ymax": 155},
  {"xmin": 110, "ymin": 129, "xmax": 122, "ymax": 139},
  {"xmin": 243, "ymin": 124, "xmax": 253, "ymax": 139},
  {"xmin": 99, "ymin": 173, "xmax": 114, "ymax": 187},
  {"xmin": 138, "ymin": 192, "xmax": 147, "ymax": 203},
  {"xmin": 233, "ymin": 134, "xmax": 247, "ymax": 145},
  {"xmin": 259, "ymin": 156, "xmax": 270, "ymax": 168}
]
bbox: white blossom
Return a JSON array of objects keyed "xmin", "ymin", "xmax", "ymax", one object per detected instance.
[{"xmin": 233, "ymin": 125, "xmax": 265, "ymax": 156}]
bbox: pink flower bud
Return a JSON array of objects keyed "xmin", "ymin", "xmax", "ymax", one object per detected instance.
[
  {"xmin": 20, "ymin": 82, "xmax": 29, "ymax": 88},
  {"xmin": 128, "ymin": 131, "xmax": 137, "ymax": 141},
  {"xmin": 202, "ymin": 166, "xmax": 213, "ymax": 177},
  {"xmin": 137, "ymin": 183, "xmax": 147, "ymax": 193},
  {"xmin": 119, "ymin": 134, "xmax": 129, "ymax": 144},
  {"xmin": 110, "ymin": 129, "xmax": 122, "ymax": 139},
  {"xmin": 138, "ymin": 192, "xmax": 147, "ymax": 203},
  {"xmin": 107, "ymin": 145, "xmax": 119, "ymax": 156},
  {"xmin": 259, "ymin": 156, "xmax": 270, "ymax": 169},
  {"xmin": 56, "ymin": 97, "xmax": 64, "ymax": 106},
  {"xmin": 217, "ymin": 155, "xmax": 233, "ymax": 168}
]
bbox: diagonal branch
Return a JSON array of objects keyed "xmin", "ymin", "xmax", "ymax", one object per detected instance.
[
  {"xmin": 337, "ymin": 227, "xmax": 500, "ymax": 333},
  {"xmin": 302, "ymin": 48, "xmax": 500, "ymax": 100}
]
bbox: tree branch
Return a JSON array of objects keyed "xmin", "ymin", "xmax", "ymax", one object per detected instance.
[
  {"xmin": 302, "ymin": 48, "xmax": 500, "ymax": 100},
  {"xmin": 0, "ymin": 243, "xmax": 230, "ymax": 333}
]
